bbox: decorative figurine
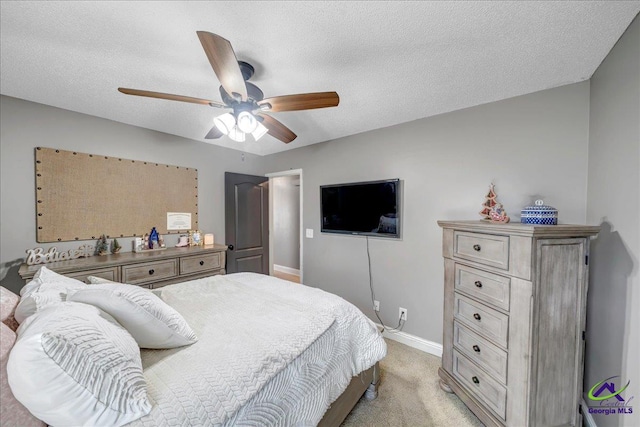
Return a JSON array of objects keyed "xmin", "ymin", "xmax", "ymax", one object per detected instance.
[
  {"xmin": 489, "ymin": 202, "xmax": 510, "ymax": 223},
  {"xmin": 111, "ymin": 238, "xmax": 122, "ymax": 254},
  {"xmin": 96, "ymin": 235, "xmax": 109, "ymax": 256},
  {"xmin": 480, "ymin": 183, "xmax": 510, "ymax": 223},
  {"xmin": 158, "ymin": 234, "xmax": 166, "ymax": 248},
  {"xmin": 480, "ymin": 183, "xmax": 498, "ymax": 220}
]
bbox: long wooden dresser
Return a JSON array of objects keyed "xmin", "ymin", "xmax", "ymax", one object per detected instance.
[
  {"xmin": 18, "ymin": 244, "xmax": 227, "ymax": 288},
  {"xmin": 437, "ymin": 221, "xmax": 599, "ymax": 427}
]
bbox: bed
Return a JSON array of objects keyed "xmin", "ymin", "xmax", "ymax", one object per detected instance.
[{"xmin": 1, "ymin": 271, "xmax": 386, "ymax": 427}]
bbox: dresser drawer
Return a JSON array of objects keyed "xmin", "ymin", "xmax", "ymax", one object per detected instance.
[
  {"xmin": 180, "ymin": 253, "xmax": 222, "ymax": 275},
  {"xmin": 66, "ymin": 267, "xmax": 119, "ymax": 284},
  {"xmin": 454, "ymin": 293, "xmax": 509, "ymax": 348},
  {"xmin": 455, "ymin": 264, "xmax": 510, "ymax": 311},
  {"xmin": 454, "ymin": 321, "xmax": 508, "ymax": 384},
  {"xmin": 453, "ymin": 349, "xmax": 507, "ymax": 420},
  {"xmin": 453, "ymin": 231, "xmax": 509, "ymax": 270},
  {"xmin": 122, "ymin": 259, "xmax": 177, "ymax": 284}
]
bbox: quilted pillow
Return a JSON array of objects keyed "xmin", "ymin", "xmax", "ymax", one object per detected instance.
[
  {"xmin": 14, "ymin": 266, "xmax": 86, "ymax": 324},
  {"xmin": 7, "ymin": 302, "xmax": 151, "ymax": 427},
  {"xmin": 1, "ymin": 322, "xmax": 46, "ymax": 427},
  {"xmin": 68, "ymin": 279, "xmax": 197, "ymax": 349},
  {"xmin": 0, "ymin": 287, "xmax": 20, "ymax": 331}
]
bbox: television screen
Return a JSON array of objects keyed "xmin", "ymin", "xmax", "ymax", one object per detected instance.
[{"xmin": 320, "ymin": 179, "xmax": 400, "ymax": 238}]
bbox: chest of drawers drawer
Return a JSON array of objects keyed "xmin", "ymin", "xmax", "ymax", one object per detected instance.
[
  {"xmin": 454, "ymin": 293, "xmax": 509, "ymax": 348},
  {"xmin": 180, "ymin": 253, "xmax": 222, "ymax": 275},
  {"xmin": 454, "ymin": 321, "xmax": 508, "ymax": 384},
  {"xmin": 453, "ymin": 349, "xmax": 507, "ymax": 420},
  {"xmin": 453, "ymin": 231, "xmax": 509, "ymax": 270},
  {"xmin": 122, "ymin": 259, "xmax": 178, "ymax": 285},
  {"xmin": 66, "ymin": 266, "xmax": 119, "ymax": 284},
  {"xmin": 455, "ymin": 264, "xmax": 510, "ymax": 311}
]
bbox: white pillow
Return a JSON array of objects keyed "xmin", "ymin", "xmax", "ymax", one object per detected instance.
[
  {"xmin": 68, "ymin": 279, "xmax": 197, "ymax": 349},
  {"xmin": 14, "ymin": 266, "xmax": 86, "ymax": 324},
  {"xmin": 7, "ymin": 302, "xmax": 151, "ymax": 427}
]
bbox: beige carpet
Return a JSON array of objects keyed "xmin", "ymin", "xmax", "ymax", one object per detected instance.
[{"xmin": 342, "ymin": 339, "xmax": 484, "ymax": 427}]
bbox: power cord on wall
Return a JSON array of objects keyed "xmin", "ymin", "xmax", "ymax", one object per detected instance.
[{"xmin": 366, "ymin": 236, "xmax": 405, "ymax": 334}]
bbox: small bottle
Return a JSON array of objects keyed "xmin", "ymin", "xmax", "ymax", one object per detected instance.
[{"xmin": 149, "ymin": 227, "xmax": 159, "ymax": 249}]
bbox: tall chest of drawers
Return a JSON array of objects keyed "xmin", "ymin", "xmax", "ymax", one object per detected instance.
[{"xmin": 437, "ymin": 221, "xmax": 599, "ymax": 427}]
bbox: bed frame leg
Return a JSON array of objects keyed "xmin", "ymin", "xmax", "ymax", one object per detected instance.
[{"xmin": 364, "ymin": 362, "xmax": 380, "ymax": 400}]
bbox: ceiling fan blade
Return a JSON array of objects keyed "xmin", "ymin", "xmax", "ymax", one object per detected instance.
[
  {"xmin": 196, "ymin": 31, "xmax": 247, "ymax": 101},
  {"xmin": 257, "ymin": 114, "xmax": 297, "ymax": 143},
  {"xmin": 258, "ymin": 92, "xmax": 339, "ymax": 112},
  {"xmin": 204, "ymin": 125, "xmax": 224, "ymax": 139},
  {"xmin": 118, "ymin": 88, "xmax": 226, "ymax": 108}
]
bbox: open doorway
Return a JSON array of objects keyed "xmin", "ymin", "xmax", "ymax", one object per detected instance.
[{"xmin": 266, "ymin": 169, "xmax": 302, "ymax": 284}]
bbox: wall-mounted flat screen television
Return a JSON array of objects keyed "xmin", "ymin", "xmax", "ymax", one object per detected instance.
[{"xmin": 320, "ymin": 179, "xmax": 400, "ymax": 238}]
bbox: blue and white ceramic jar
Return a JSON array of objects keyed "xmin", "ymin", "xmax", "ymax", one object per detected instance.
[{"xmin": 521, "ymin": 200, "xmax": 558, "ymax": 225}]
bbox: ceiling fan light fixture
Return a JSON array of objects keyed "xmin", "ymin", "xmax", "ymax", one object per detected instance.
[
  {"xmin": 237, "ymin": 111, "xmax": 258, "ymax": 133},
  {"xmin": 252, "ymin": 121, "xmax": 268, "ymax": 141},
  {"xmin": 228, "ymin": 125, "xmax": 246, "ymax": 142},
  {"xmin": 213, "ymin": 112, "xmax": 235, "ymax": 135}
]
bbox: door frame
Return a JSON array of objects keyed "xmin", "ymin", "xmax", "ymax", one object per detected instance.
[{"xmin": 265, "ymin": 169, "xmax": 303, "ymax": 283}]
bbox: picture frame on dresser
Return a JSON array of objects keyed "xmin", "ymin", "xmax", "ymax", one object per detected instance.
[{"xmin": 437, "ymin": 220, "xmax": 599, "ymax": 427}]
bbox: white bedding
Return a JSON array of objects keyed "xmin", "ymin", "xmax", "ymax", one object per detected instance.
[{"xmin": 127, "ymin": 273, "xmax": 386, "ymax": 426}]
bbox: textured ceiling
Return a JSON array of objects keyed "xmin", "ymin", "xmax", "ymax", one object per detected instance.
[{"xmin": 1, "ymin": 1, "xmax": 638, "ymax": 156}]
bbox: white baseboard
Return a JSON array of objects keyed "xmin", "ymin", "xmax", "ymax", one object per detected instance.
[
  {"xmin": 582, "ymin": 399, "xmax": 598, "ymax": 427},
  {"xmin": 376, "ymin": 323, "xmax": 443, "ymax": 357},
  {"xmin": 273, "ymin": 264, "xmax": 300, "ymax": 276}
]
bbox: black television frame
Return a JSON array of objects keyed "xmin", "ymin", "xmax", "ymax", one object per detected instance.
[{"xmin": 320, "ymin": 178, "xmax": 401, "ymax": 239}]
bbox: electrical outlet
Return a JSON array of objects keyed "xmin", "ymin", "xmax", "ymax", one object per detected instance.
[
  {"xmin": 374, "ymin": 300, "xmax": 380, "ymax": 312},
  {"xmin": 399, "ymin": 307, "xmax": 407, "ymax": 321}
]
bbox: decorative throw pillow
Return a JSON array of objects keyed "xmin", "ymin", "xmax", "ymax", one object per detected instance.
[
  {"xmin": 7, "ymin": 302, "xmax": 151, "ymax": 427},
  {"xmin": 0, "ymin": 287, "xmax": 20, "ymax": 331},
  {"xmin": 1, "ymin": 322, "xmax": 47, "ymax": 427},
  {"xmin": 14, "ymin": 266, "xmax": 86, "ymax": 324},
  {"xmin": 68, "ymin": 279, "xmax": 197, "ymax": 349}
]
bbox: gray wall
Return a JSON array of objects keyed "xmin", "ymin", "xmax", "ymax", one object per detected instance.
[
  {"xmin": 586, "ymin": 14, "xmax": 639, "ymax": 427},
  {"xmin": 272, "ymin": 175, "xmax": 300, "ymax": 270},
  {"xmin": 0, "ymin": 95, "xmax": 264, "ymax": 294},
  {"xmin": 262, "ymin": 82, "xmax": 591, "ymax": 343}
]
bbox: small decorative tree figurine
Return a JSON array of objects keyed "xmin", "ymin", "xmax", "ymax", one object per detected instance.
[
  {"xmin": 96, "ymin": 235, "xmax": 109, "ymax": 256},
  {"xmin": 111, "ymin": 238, "xmax": 122, "ymax": 254},
  {"xmin": 479, "ymin": 183, "xmax": 498, "ymax": 219},
  {"xmin": 480, "ymin": 183, "xmax": 510, "ymax": 223}
]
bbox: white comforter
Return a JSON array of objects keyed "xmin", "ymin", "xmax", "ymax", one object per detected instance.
[{"xmin": 127, "ymin": 273, "xmax": 386, "ymax": 426}]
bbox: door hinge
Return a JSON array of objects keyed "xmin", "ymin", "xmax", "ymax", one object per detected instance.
[
  {"xmin": 579, "ymin": 404, "xmax": 583, "ymax": 414},
  {"xmin": 585, "ymin": 255, "xmax": 589, "ymax": 265},
  {"xmin": 582, "ymin": 331, "xmax": 586, "ymax": 341}
]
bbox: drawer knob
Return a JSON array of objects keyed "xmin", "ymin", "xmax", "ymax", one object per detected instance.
[
  {"xmin": 149, "ymin": 269, "xmax": 155, "ymax": 275},
  {"xmin": 474, "ymin": 280, "xmax": 482, "ymax": 288},
  {"xmin": 472, "ymin": 345, "xmax": 481, "ymax": 353},
  {"xmin": 199, "ymin": 260, "xmax": 204, "ymax": 266},
  {"xmin": 473, "ymin": 244, "xmax": 481, "ymax": 252},
  {"xmin": 473, "ymin": 313, "xmax": 481, "ymax": 321},
  {"xmin": 472, "ymin": 376, "xmax": 480, "ymax": 384}
]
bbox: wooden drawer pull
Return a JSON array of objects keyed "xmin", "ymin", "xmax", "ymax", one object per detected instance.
[
  {"xmin": 473, "ymin": 244, "xmax": 481, "ymax": 251},
  {"xmin": 473, "ymin": 345, "xmax": 481, "ymax": 353},
  {"xmin": 472, "ymin": 376, "xmax": 480, "ymax": 384},
  {"xmin": 473, "ymin": 313, "xmax": 481, "ymax": 321},
  {"xmin": 199, "ymin": 260, "xmax": 204, "ymax": 266},
  {"xmin": 474, "ymin": 280, "xmax": 482, "ymax": 288},
  {"xmin": 149, "ymin": 269, "xmax": 155, "ymax": 275}
]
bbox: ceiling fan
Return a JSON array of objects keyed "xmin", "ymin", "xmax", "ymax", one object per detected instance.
[{"xmin": 118, "ymin": 31, "xmax": 339, "ymax": 144}]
